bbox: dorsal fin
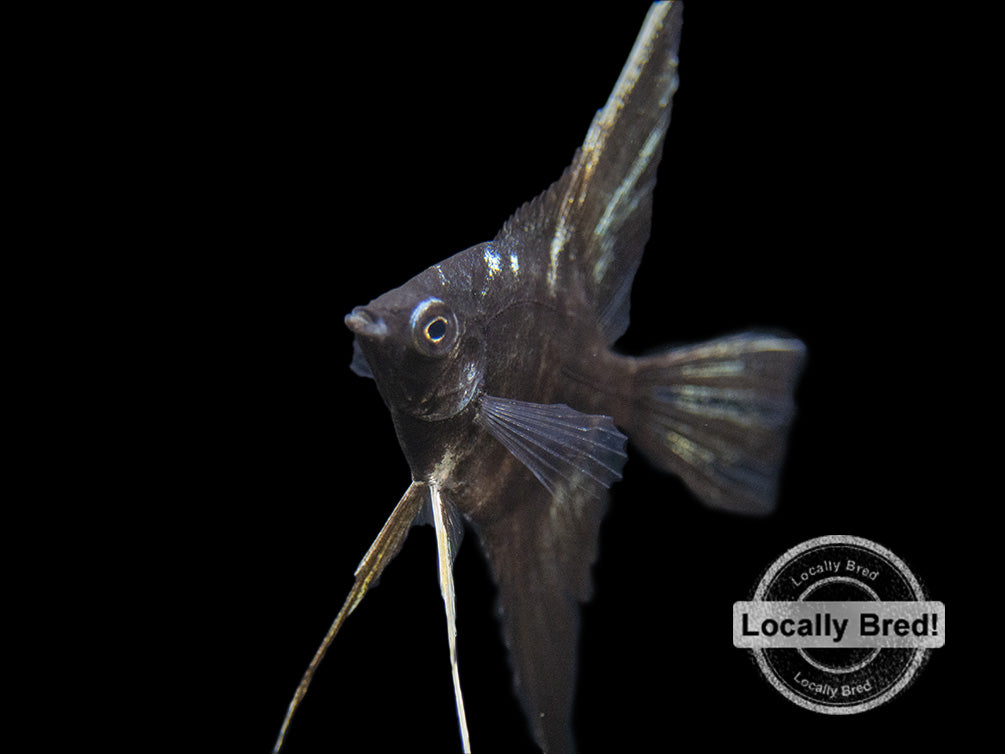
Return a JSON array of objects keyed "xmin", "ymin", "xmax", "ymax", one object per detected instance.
[{"xmin": 492, "ymin": 2, "xmax": 683, "ymax": 343}]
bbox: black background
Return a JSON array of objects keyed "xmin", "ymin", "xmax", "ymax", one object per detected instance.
[{"xmin": 121, "ymin": 2, "xmax": 971, "ymax": 751}]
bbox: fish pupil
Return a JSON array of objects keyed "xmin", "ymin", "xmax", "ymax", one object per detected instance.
[{"xmin": 426, "ymin": 317, "xmax": 448, "ymax": 342}]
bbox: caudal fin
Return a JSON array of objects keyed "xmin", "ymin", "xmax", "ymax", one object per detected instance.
[{"xmin": 627, "ymin": 333, "xmax": 806, "ymax": 514}]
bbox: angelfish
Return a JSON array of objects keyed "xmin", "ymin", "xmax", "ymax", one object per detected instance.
[{"xmin": 274, "ymin": 3, "xmax": 805, "ymax": 752}]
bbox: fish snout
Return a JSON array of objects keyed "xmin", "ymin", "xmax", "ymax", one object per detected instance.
[{"xmin": 345, "ymin": 306, "xmax": 388, "ymax": 339}]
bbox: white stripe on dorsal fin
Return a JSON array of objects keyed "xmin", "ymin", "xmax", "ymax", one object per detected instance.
[{"xmin": 491, "ymin": 3, "xmax": 684, "ymax": 344}]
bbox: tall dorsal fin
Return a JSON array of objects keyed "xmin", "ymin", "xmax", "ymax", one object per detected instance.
[{"xmin": 493, "ymin": 2, "xmax": 683, "ymax": 343}]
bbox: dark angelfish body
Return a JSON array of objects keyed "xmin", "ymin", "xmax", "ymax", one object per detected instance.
[{"xmin": 274, "ymin": 3, "xmax": 805, "ymax": 752}]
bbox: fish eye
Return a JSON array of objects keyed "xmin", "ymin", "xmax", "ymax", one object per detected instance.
[
  {"xmin": 410, "ymin": 297, "xmax": 459, "ymax": 356},
  {"xmin": 425, "ymin": 317, "xmax": 448, "ymax": 343}
]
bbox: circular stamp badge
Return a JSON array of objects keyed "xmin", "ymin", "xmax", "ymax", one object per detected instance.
[{"xmin": 732, "ymin": 535, "xmax": 944, "ymax": 714}]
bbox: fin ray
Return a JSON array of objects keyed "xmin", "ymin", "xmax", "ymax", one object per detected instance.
[
  {"xmin": 492, "ymin": 2, "xmax": 684, "ymax": 345},
  {"xmin": 430, "ymin": 483, "xmax": 472, "ymax": 753},
  {"xmin": 271, "ymin": 484, "xmax": 426, "ymax": 753},
  {"xmin": 476, "ymin": 394, "xmax": 628, "ymax": 499},
  {"xmin": 627, "ymin": 333, "xmax": 806, "ymax": 514}
]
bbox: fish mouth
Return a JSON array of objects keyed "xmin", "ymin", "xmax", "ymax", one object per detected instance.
[{"xmin": 345, "ymin": 306, "xmax": 388, "ymax": 339}]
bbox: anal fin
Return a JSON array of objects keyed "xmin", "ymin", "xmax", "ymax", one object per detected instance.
[{"xmin": 470, "ymin": 396, "xmax": 630, "ymax": 753}]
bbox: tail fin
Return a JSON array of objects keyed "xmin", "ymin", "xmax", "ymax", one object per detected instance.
[{"xmin": 627, "ymin": 333, "xmax": 806, "ymax": 514}]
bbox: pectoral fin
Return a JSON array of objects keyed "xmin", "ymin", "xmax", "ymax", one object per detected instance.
[
  {"xmin": 272, "ymin": 483, "xmax": 426, "ymax": 754},
  {"xmin": 475, "ymin": 394, "xmax": 628, "ymax": 500}
]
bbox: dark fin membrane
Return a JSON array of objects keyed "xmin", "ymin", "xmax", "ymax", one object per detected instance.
[
  {"xmin": 628, "ymin": 333, "xmax": 806, "ymax": 514},
  {"xmin": 470, "ymin": 467, "xmax": 611, "ymax": 754},
  {"xmin": 476, "ymin": 394, "xmax": 628, "ymax": 500}
]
